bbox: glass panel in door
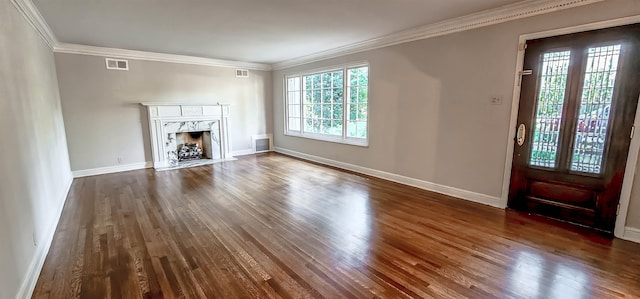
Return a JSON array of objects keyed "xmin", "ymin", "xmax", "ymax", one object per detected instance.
[
  {"xmin": 529, "ymin": 51, "xmax": 571, "ymax": 168},
  {"xmin": 570, "ymin": 44, "xmax": 622, "ymax": 174}
]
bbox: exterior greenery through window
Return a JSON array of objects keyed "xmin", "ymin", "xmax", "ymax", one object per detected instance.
[{"xmin": 285, "ymin": 65, "xmax": 369, "ymax": 145}]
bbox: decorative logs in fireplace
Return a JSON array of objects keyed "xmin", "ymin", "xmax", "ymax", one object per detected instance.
[{"xmin": 178, "ymin": 143, "xmax": 203, "ymax": 161}]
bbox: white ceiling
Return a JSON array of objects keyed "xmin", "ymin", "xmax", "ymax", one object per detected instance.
[{"xmin": 33, "ymin": 0, "xmax": 525, "ymax": 64}]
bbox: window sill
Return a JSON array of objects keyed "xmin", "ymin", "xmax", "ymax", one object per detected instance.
[{"xmin": 284, "ymin": 131, "xmax": 369, "ymax": 147}]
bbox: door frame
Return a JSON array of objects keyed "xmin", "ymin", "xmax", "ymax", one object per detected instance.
[{"xmin": 500, "ymin": 15, "xmax": 640, "ymax": 240}]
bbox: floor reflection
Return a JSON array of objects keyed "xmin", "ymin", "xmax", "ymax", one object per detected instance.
[
  {"xmin": 549, "ymin": 264, "xmax": 587, "ymax": 299},
  {"xmin": 330, "ymin": 187, "xmax": 373, "ymax": 265},
  {"xmin": 511, "ymin": 251, "xmax": 544, "ymax": 298},
  {"xmin": 510, "ymin": 251, "xmax": 590, "ymax": 299},
  {"xmin": 285, "ymin": 173, "xmax": 374, "ymax": 266}
]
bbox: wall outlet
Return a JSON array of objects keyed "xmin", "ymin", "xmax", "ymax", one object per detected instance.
[
  {"xmin": 117, "ymin": 157, "xmax": 123, "ymax": 164},
  {"xmin": 490, "ymin": 95, "xmax": 503, "ymax": 105}
]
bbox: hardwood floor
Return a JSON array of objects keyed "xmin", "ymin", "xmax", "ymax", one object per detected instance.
[{"xmin": 33, "ymin": 153, "xmax": 640, "ymax": 298}]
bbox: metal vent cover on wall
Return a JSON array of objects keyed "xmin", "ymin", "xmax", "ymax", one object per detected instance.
[
  {"xmin": 236, "ymin": 69, "xmax": 249, "ymax": 78},
  {"xmin": 105, "ymin": 58, "xmax": 129, "ymax": 70},
  {"xmin": 252, "ymin": 134, "xmax": 272, "ymax": 153}
]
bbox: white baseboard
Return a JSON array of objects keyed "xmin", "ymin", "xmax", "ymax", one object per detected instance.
[
  {"xmin": 231, "ymin": 148, "xmax": 256, "ymax": 157},
  {"xmin": 622, "ymin": 227, "xmax": 640, "ymax": 244},
  {"xmin": 72, "ymin": 162, "xmax": 153, "ymax": 178},
  {"xmin": 274, "ymin": 147, "xmax": 503, "ymax": 208},
  {"xmin": 16, "ymin": 175, "xmax": 74, "ymax": 299}
]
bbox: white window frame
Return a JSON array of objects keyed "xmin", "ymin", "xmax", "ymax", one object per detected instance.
[{"xmin": 284, "ymin": 62, "xmax": 370, "ymax": 147}]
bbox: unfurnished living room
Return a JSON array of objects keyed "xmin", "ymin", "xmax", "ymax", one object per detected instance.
[{"xmin": 3, "ymin": 0, "xmax": 640, "ymax": 298}]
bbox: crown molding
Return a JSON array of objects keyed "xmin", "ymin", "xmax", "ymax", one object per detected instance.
[
  {"xmin": 272, "ymin": 0, "xmax": 604, "ymax": 70},
  {"xmin": 11, "ymin": 0, "xmax": 603, "ymax": 71},
  {"xmin": 11, "ymin": 0, "xmax": 271, "ymax": 70},
  {"xmin": 10, "ymin": 0, "xmax": 57, "ymax": 49},
  {"xmin": 54, "ymin": 43, "xmax": 273, "ymax": 71}
]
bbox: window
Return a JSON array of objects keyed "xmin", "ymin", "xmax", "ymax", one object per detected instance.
[{"xmin": 285, "ymin": 64, "xmax": 369, "ymax": 146}]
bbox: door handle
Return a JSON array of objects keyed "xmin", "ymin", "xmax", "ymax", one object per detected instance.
[{"xmin": 517, "ymin": 124, "xmax": 526, "ymax": 146}]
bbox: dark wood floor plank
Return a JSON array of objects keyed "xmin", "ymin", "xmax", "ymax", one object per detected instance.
[{"xmin": 32, "ymin": 153, "xmax": 640, "ymax": 298}]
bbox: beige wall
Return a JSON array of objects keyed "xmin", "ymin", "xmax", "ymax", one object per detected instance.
[
  {"xmin": 0, "ymin": 2, "xmax": 72, "ymax": 298},
  {"xmin": 54, "ymin": 53, "xmax": 273, "ymax": 171},
  {"xmin": 273, "ymin": 1, "xmax": 640, "ymax": 225}
]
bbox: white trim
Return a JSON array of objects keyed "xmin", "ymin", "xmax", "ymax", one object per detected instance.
[
  {"xmin": 272, "ymin": 0, "xmax": 603, "ymax": 70},
  {"xmin": 283, "ymin": 132, "xmax": 369, "ymax": 147},
  {"xmin": 72, "ymin": 162, "xmax": 153, "ymax": 178},
  {"xmin": 274, "ymin": 147, "xmax": 503, "ymax": 208},
  {"xmin": 10, "ymin": 0, "xmax": 271, "ymax": 70},
  {"xmin": 616, "ymin": 96, "xmax": 640, "ymax": 238},
  {"xmin": 54, "ymin": 43, "xmax": 272, "ymax": 71},
  {"xmin": 231, "ymin": 149, "xmax": 257, "ymax": 156},
  {"xmin": 622, "ymin": 227, "xmax": 640, "ymax": 244},
  {"xmin": 500, "ymin": 15, "xmax": 640, "ymax": 238},
  {"xmin": 9, "ymin": 0, "xmax": 57, "ymax": 49},
  {"xmin": 284, "ymin": 63, "xmax": 370, "ymax": 146},
  {"xmin": 15, "ymin": 175, "xmax": 73, "ymax": 299},
  {"xmin": 140, "ymin": 102, "xmax": 230, "ymax": 107}
]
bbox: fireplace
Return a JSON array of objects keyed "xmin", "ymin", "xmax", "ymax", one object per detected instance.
[
  {"xmin": 142, "ymin": 103, "xmax": 233, "ymax": 169},
  {"xmin": 177, "ymin": 131, "xmax": 206, "ymax": 161}
]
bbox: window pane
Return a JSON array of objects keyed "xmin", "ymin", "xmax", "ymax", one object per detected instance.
[
  {"xmin": 288, "ymin": 91, "xmax": 300, "ymax": 106},
  {"xmin": 333, "ymin": 103, "xmax": 343, "ymax": 120},
  {"xmin": 322, "ymin": 73, "xmax": 332, "ymax": 89},
  {"xmin": 322, "ymin": 89, "xmax": 331, "ymax": 104},
  {"xmin": 348, "ymin": 66, "xmax": 369, "ymax": 86},
  {"xmin": 347, "ymin": 121, "xmax": 367, "ymax": 139},
  {"xmin": 288, "ymin": 117, "xmax": 300, "ymax": 131},
  {"xmin": 304, "ymin": 119, "xmax": 316, "ymax": 133},
  {"xmin": 349, "ymin": 68, "xmax": 359, "ymax": 85},
  {"xmin": 331, "ymin": 121, "xmax": 343, "ymax": 135},
  {"xmin": 358, "ymin": 88, "xmax": 368, "ymax": 103},
  {"xmin": 304, "ymin": 76, "xmax": 312, "ymax": 90},
  {"xmin": 570, "ymin": 45, "xmax": 621, "ymax": 174},
  {"xmin": 529, "ymin": 51, "xmax": 571, "ymax": 168},
  {"xmin": 358, "ymin": 103, "xmax": 368, "ymax": 120},
  {"xmin": 290, "ymin": 66, "xmax": 368, "ymax": 142},
  {"xmin": 304, "ymin": 104, "xmax": 315, "ymax": 118},
  {"xmin": 304, "ymin": 89, "xmax": 313, "ymax": 104},
  {"xmin": 347, "ymin": 67, "xmax": 369, "ymax": 138},
  {"xmin": 356, "ymin": 121, "xmax": 367, "ymax": 139},
  {"xmin": 313, "ymin": 89, "xmax": 321, "ymax": 104},
  {"xmin": 287, "ymin": 77, "xmax": 300, "ymax": 91},
  {"xmin": 322, "ymin": 104, "xmax": 331, "ymax": 119},
  {"xmin": 288, "ymin": 104, "xmax": 300, "ymax": 118},
  {"xmin": 332, "ymin": 88, "xmax": 343, "ymax": 104},
  {"xmin": 347, "ymin": 121, "xmax": 357, "ymax": 137},
  {"xmin": 311, "ymin": 74, "xmax": 321, "ymax": 89},
  {"xmin": 349, "ymin": 87, "xmax": 358, "ymax": 104},
  {"xmin": 333, "ymin": 71, "xmax": 343, "ymax": 88},
  {"xmin": 349, "ymin": 103, "xmax": 358, "ymax": 121}
]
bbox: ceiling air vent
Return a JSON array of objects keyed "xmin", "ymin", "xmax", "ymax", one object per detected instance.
[
  {"xmin": 236, "ymin": 69, "xmax": 249, "ymax": 78},
  {"xmin": 105, "ymin": 58, "xmax": 129, "ymax": 70}
]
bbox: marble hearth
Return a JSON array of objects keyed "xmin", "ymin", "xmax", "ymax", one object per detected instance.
[{"xmin": 142, "ymin": 103, "xmax": 234, "ymax": 170}]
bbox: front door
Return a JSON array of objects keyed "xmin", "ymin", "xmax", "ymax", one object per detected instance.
[{"xmin": 508, "ymin": 24, "xmax": 640, "ymax": 233}]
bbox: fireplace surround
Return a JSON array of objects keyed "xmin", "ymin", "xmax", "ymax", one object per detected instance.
[{"xmin": 141, "ymin": 103, "xmax": 233, "ymax": 169}]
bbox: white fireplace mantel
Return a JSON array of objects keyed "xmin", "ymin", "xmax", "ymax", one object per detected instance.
[{"xmin": 141, "ymin": 103, "xmax": 232, "ymax": 169}]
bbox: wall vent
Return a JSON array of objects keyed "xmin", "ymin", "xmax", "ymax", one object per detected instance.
[
  {"xmin": 252, "ymin": 134, "xmax": 272, "ymax": 153},
  {"xmin": 105, "ymin": 58, "xmax": 129, "ymax": 70},
  {"xmin": 236, "ymin": 69, "xmax": 249, "ymax": 78}
]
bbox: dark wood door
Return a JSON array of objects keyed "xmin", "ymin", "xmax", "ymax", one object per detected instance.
[{"xmin": 508, "ymin": 24, "xmax": 640, "ymax": 233}]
